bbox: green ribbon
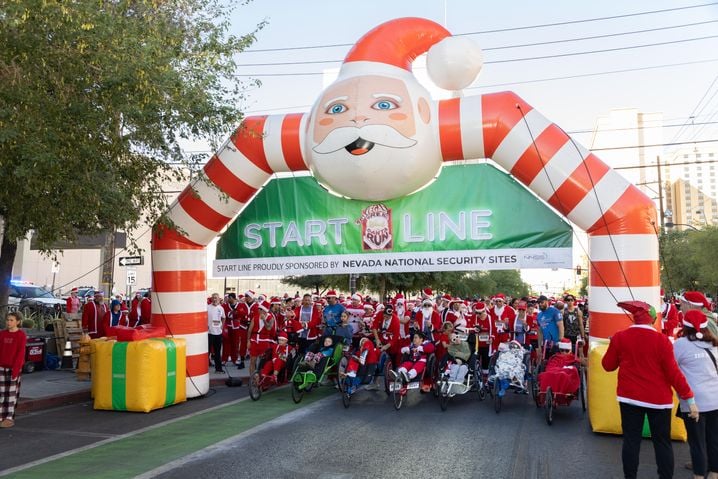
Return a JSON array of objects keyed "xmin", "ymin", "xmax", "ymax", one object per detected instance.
[
  {"xmin": 111, "ymin": 342, "xmax": 129, "ymax": 410},
  {"xmin": 150, "ymin": 338, "xmax": 177, "ymax": 407}
]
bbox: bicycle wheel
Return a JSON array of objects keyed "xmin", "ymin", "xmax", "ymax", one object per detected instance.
[
  {"xmin": 580, "ymin": 368, "xmax": 586, "ymax": 412},
  {"xmin": 545, "ymin": 387, "xmax": 554, "ymax": 425},
  {"xmin": 383, "ymin": 357, "xmax": 393, "ymax": 395},
  {"xmin": 439, "ymin": 383, "xmax": 450, "ymax": 412},
  {"xmin": 493, "ymin": 380, "xmax": 502, "ymax": 414},
  {"xmin": 249, "ymin": 373, "xmax": 262, "ymax": 401},
  {"xmin": 291, "ymin": 376, "xmax": 305, "ymax": 404},
  {"xmin": 392, "ymin": 378, "xmax": 404, "ymax": 410},
  {"xmin": 342, "ymin": 379, "xmax": 352, "ymax": 409},
  {"xmin": 532, "ymin": 363, "xmax": 543, "ymax": 408}
]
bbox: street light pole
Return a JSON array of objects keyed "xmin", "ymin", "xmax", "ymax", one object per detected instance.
[{"xmin": 665, "ymin": 222, "xmax": 699, "ymax": 232}]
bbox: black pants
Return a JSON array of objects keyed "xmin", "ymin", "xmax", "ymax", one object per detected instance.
[
  {"xmin": 681, "ymin": 408, "xmax": 718, "ymax": 476},
  {"xmin": 619, "ymin": 402, "xmax": 673, "ymax": 479},
  {"xmin": 208, "ymin": 333, "xmax": 223, "ymax": 372}
]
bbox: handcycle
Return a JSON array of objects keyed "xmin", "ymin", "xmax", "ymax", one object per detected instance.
[
  {"xmin": 290, "ymin": 336, "xmax": 346, "ymax": 404},
  {"xmin": 533, "ymin": 338, "xmax": 586, "ymax": 425},
  {"xmin": 248, "ymin": 344, "xmax": 297, "ymax": 401},
  {"xmin": 388, "ymin": 351, "xmax": 437, "ymax": 411}
]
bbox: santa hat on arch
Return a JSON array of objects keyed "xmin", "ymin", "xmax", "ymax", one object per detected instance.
[
  {"xmin": 340, "ymin": 17, "xmax": 483, "ymax": 91},
  {"xmin": 683, "ymin": 310, "xmax": 709, "ymax": 338}
]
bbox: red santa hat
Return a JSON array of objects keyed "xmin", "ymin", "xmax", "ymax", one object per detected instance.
[
  {"xmin": 441, "ymin": 294, "xmax": 452, "ymax": 302},
  {"xmin": 258, "ymin": 301, "xmax": 270, "ymax": 312},
  {"xmin": 325, "ymin": 290, "xmax": 338, "ymax": 298},
  {"xmin": 270, "ymin": 296, "xmax": 282, "ymax": 305},
  {"xmin": 394, "ymin": 293, "xmax": 405, "ymax": 303},
  {"xmin": 351, "ymin": 293, "xmax": 362, "ymax": 302},
  {"xmin": 680, "ymin": 291, "xmax": 711, "ymax": 309},
  {"xmin": 244, "ymin": 290, "xmax": 255, "ymax": 299},
  {"xmin": 449, "ymin": 296, "xmax": 463, "ymax": 304},
  {"xmin": 493, "ymin": 293, "xmax": 506, "ymax": 302},
  {"xmin": 683, "ymin": 309, "xmax": 709, "ymax": 338},
  {"xmin": 71, "ymin": 287, "xmax": 78, "ymax": 293},
  {"xmin": 341, "ymin": 18, "xmax": 482, "ymax": 91},
  {"xmin": 363, "ymin": 302, "xmax": 375, "ymax": 311},
  {"xmin": 558, "ymin": 338, "xmax": 572, "ymax": 351},
  {"xmin": 277, "ymin": 331, "xmax": 288, "ymax": 341},
  {"xmin": 474, "ymin": 302, "xmax": 486, "ymax": 313},
  {"xmin": 422, "ymin": 288, "xmax": 433, "ymax": 298}
]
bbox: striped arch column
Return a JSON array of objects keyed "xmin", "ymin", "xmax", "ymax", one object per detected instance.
[
  {"xmin": 438, "ymin": 91, "xmax": 659, "ymax": 342},
  {"xmin": 151, "ymin": 113, "xmax": 309, "ymax": 397}
]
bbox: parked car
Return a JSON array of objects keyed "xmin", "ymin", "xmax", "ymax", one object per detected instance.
[
  {"xmin": 61, "ymin": 286, "xmax": 96, "ymax": 304},
  {"xmin": 10, "ymin": 281, "xmax": 66, "ymax": 317}
]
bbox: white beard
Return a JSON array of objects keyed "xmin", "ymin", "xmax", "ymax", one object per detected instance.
[
  {"xmin": 494, "ymin": 305, "xmax": 505, "ymax": 317},
  {"xmin": 422, "ymin": 307, "xmax": 433, "ymax": 318}
]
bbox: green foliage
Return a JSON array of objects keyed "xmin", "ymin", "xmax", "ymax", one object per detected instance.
[
  {"xmin": 0, "ymin": 0, "xmax": 263, "ymax": 245},
  {"xmin": 660, "ymin": 226, "xmax": 718, "ymax": 296}
]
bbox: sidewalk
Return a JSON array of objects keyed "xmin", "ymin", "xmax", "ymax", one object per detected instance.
[{"xmin": 16, "ymin": 365, "xmax": 250, "ymax": 414}]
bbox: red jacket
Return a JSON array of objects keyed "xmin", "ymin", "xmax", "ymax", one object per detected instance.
[
  {"xmin": 661, "ymin": 302, "xmax": 680, "ymax": 337},
  {"xmin": 294, "ymin": 306, "xmax": 322, "ymax": 340},
  {"xmin": 372, "ymin": 313, "xmax": 401, "ymax": 348},
  {"xmin": 414, "ymin": 309, "xmax": 441, "ymax": 336},
  {"xmin": 602, "ymin": 324, "xmax": 693, "ymax": 408},
  {"xmin": 223, "ymin": 302, "xmax": 241, "ymax": 329},
  {"xmin": 82, "ymin": 301, "xmax": 108, "ymax": 338},
  {"xmin": 0, "ymin": 329, "xmax": 27, "ymax": 378},
  {"xmin": 129, "ymin": 296, "xmax": 142, "ymax": 326},
  {"xmin": 237, "ymin": 301, "xmax": 260, "ymax": 331},
  {"xmin": 139, "ymin": 297, "xmax": 151, "ymax": 326}
]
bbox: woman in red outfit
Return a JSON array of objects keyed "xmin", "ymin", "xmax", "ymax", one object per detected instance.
[
  {"xmin": 602, "ymin": 300, "xmax": 698, "ymax": 479},
  {"xmin": 0, "ymin": 312, "xmax": 27, "ymax": 428}
]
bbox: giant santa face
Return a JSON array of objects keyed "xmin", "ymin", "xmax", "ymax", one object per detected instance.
[{"xmin": 307, "ymin": 73, "xmax": 440, "ymax": 201}]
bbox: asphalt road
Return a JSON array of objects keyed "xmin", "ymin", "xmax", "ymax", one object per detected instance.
[{"xmin": 1, "ymin": 384, "xmax": 694, "ymax": 479}]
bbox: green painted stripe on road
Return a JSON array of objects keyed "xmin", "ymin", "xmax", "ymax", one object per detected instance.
[
  {"xmin": 10, "ymin": 387, "xmax": 334, "ymax": 479},
  {"xmin": 111, "ymin": 342, "xmax": 128, "ymax": 411}
]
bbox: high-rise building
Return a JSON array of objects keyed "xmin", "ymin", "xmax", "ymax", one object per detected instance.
[{"xmin": 663, "ymin": 145, "xmax": 718, "ymax": 229}]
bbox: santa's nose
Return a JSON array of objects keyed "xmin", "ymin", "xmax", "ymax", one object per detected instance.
[{"xmin": 351, "ymin": 115, "xmax": 369, "ymax": 124}]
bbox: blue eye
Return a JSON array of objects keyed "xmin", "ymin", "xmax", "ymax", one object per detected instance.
[
  {"xmin": 372, "ymin": 100, "xmax": 398, "ymax": 110},
  {"xmin": 326, "ymin": 103, "xmax": 347, "ymax": 114}
]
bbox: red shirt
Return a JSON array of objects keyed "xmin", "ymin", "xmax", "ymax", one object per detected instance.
[
  {"xmin": 602, "ymin": 324, "xmax": 693, "ymax": 408},
  {"xmin": 0, "ymin": 329, "xmax": 27, "ymax": 378}
]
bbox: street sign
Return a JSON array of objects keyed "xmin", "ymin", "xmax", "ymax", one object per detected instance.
[
  {"xmin": 119, "ymin": 256, "xmax": 143, "ymax": 266},
  {"xmin": 126, "ymin": 269, "xmax": 137, "ymax": 286}
]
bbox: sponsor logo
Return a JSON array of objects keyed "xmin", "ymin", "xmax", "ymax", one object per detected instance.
[{"xmin": 356, "ymin": 204, "xmax": 393, "ymax": 251}]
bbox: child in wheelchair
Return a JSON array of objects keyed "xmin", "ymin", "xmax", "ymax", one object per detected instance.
[
  {"xmin": 342, "ymin": 337, "xmax": 379, "ymax": 394},
  {"xmin": 442, "ymin": 331, "xmax": 471, "ymax": 383},
  {"xmin": 392, "ymin": 331, "xmax": 435, "ymax": 384},
  {"xmin": 297, "ymin": 335, "xmax": 336, "ymax": 379}
]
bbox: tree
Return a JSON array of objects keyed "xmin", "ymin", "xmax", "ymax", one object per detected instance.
[{"xmin": 0, "ymin": 0, "xmax": 264, "ymax": 311}]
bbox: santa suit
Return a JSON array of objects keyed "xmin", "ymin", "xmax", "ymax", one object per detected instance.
[
  {"xmin": 250, "ymin": 314, "xmax": 277, "ymax": 357},
  {"xmin": 82, "ymin": 301, "xmax": 108, "ymax": 339},
  {"xmin": 103, "ymin": 309, "xmax": 128, "ymax": 332},
  {"xmin": 128, "ymin": 296, "xmax": 142, "ymax": 327},
  {"xmin": 283, "ymin": 316, "xmax": 305, "ymax": 345},
  {"xmin": 661, "ymin": 301, "xmax": 680, "ymax": 338},
  {"xmin": 346, "ymin": 339, "xmax": 378, "ymax": 377},
  {"xmin": 236, "ymin": 301, "xmax": 259, "ymax": 359},
  {"xmin": 296, "ymin": 306, "xmax": 323, "ymax": 341},
  {"xmin": 489, "ymin": 305, "xmax": 516, "ymax": 352},
  {"xmin": 222, "ymin": 301, "xmax": 241, "ymax": 363},
  {"xmin": 372, "ymin": 312, "xmax": 401, "ymax": 359},
  {"xmin": 414, "ymin": 308, "xmax": 441, "ymax": 340},
  {"xmin": 260, "ymin": 342, "xmax": 290, "ymax": 377},
  {"xmin": 398, "ymin": 340, "xmax": 436, "ymax": 380},
  {"xmin": 525, "ymin": 311, "xmax": 539, "ymax": 347},
  {"xmin": 139, "ymin": 297, "xmax": 152, "ymax": 326}
]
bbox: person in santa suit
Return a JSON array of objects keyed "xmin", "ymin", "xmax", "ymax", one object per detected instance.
[
  {"xmin": 294, "ymin": 294, "xmax": 322, "ymax": 355},
  {"xmin": 488, "ymin": 293, "xmax": 516, "ymax": 352},
  {"xmin": 343, "ymin": 337, "xmax": 380, "ymax": 394},
  {"xmin": 414, "ymin": 298, "xmax": 442, "ymax": 341},
  {"xmin": 234, "ymin": 290, "xmax": 259, "ymax": 369},
  {"xmin": 602, "ymin": 300, "xmax": 698, "ymax": 479},
  {"xmin": 473, "ymin": 302, "xmax": 492, "ymax": 376},
  {"xmin": 660, "ymin": 292, "xmax": 680, "ymax": 338},
  {"xmin": 138, "ymin": 292, "xmax": 151, "ymax": 326},
  {"xmin": 393, "ymin": 331, "xmax": 436, "ymax": 384},
  {"xmin": 82, "ymin": 290, "xmax": 108, "ymax": 339},
  {"xmin": 247, "ymin": 301, "xmax": 277, "ymax": 377},
  {"xmin": 524, "ymin": 301, "xmax": 540, "ymax": 350},
  {"xmin": 65, "ymin": 288, "xmax": 81, "ymax": 319},
  {"xmin": 345, "ymin": 293, "xmax": 366, "ymax": 347},
  {"xmin": 365, "ymin": 304, "xmax": 401, "ymax": 390},
  {"xmin": 443, "ymin": 297, "xmax": 460, "ymax": 325},
  {"xmin": 222, "ymin": 293, "xmax": 242, "ymax": 366},
  {"xmin": 282, "ymin": 307, "xmax": 304, "ymax": 349},
  {"xmin": 438, "ymin": 294, "xmax": 452, "ymax": 319},
  {"xmin": 259, "ymin": 331, "xmax": 291, "ymax": 384},
  {"xmin": 393, "ymin": 294, "xmax": 413, "ymax": 350},
  {"xmin": 103, "ymin": 299, "xmax": 128, "ymax": 334},
  {"xmin": 128, "ymin": 291, "xmax": 142, "ymax": 327}
]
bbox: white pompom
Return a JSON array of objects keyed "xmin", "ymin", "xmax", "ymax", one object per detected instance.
[{"xmin": 427, "ymin": 36, "xmax": 483, "ymax": 91}]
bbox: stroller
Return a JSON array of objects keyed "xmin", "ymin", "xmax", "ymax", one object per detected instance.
[{"xmin": 487, "ymin": 340, "xmax": 532, "ymax": 413}]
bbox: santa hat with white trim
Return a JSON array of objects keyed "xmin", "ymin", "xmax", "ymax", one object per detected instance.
[
  {"xmin": 558, "ymin": 338, "xmax": 572, "ymax": 351},
  {"xmin": 339, "ymin": 17, "xmax": 483, "ymax": 90},
  {"xmin": 680, "ymin": 291, "xmax": 711, "ymax": 310},
  {"xmin": 683, "ymin": 309, "xmax": 709, "ymax": 339}
]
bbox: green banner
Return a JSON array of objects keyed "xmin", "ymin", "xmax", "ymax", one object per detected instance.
[{"xmin": 215, "ymin": 164, "xmax": 572, "ymax": 276}]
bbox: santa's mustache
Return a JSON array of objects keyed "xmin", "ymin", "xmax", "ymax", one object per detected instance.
[{"xmin": 312, "ymin": 124, "xmax": 417, "ymax": 154}]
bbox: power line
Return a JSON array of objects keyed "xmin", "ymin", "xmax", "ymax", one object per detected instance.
[
  {"xmin": 242, "ymin": 2, "xmax": 718, "ymax": 53},
  {"xmin": 669, "ymin": 72, "xmax": 718, "ymax": 143},
  {"xmin": 615, "ymin": 157, "xmax": 718, "ymax": 170},
  {"xmin": 592, "ymin": 138, "xmax": 718, "ymax": 153},
  {"xmin": 234, "ymin": 33, "xmax": 718, "ymax": 69}
]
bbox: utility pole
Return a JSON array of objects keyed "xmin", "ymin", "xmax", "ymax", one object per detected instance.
[
  {"xmin": 657, "ymin": 155, "xmax": 665, "ymax": 228},
  {"xmin": 99, "ymin": 229, "xmax": 115, "ymax": 296}
]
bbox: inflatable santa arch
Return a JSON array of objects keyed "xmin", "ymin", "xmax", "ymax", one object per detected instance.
[{"xmin": 151, "ymin": 18, "xmax": 658, "ymax": 406}]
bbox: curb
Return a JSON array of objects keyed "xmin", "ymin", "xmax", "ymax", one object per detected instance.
[{"xmin": 16, "ymin": 375, "xmax": 252, "ymax": 414}]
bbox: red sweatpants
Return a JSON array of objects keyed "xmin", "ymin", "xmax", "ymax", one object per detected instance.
[{"xmin": 222, "ymin": 328, "xmax": 240, "ymax": 363}]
